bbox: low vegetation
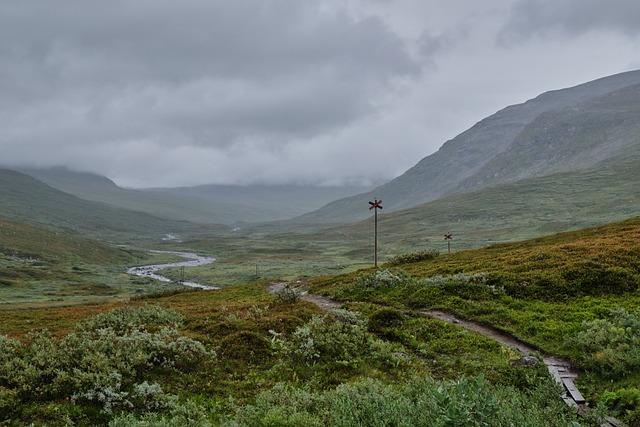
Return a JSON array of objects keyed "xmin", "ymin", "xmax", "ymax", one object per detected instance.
[
  {"xmin": 387, "ymin": 249, "xmax": 440, "ymax": 265},
  {"xmin": 0, "ymin": 281, "xmax": 591, "ymax": 426},
  {"xmin": 569, "ymin": 308, "xmax": 640, "ymax": 377},
  {"xmin": 0, "ymin": 306, "xmax": 211, "ymax": 424},
  {"xmin": 311, "ymin": 217, "xmax": 640, "ymax": 424},
  {"xmin": 3, "ymin": 216, "xmax": 640, "ymax": 424},
  {"xmin": 0, "ymin": 218, "xmax": 192, "ymax": 305}
]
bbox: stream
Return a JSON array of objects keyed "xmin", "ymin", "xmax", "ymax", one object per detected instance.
[{"xmin": 127, "ymin": 250, "xmax": 219, "ymax": 290}]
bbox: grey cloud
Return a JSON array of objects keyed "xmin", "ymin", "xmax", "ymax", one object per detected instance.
[
  {"xmin": 0, "ymin": 0, "xmax": 419, "ymax": 155},
  {"xmin": 419, "ymin": 27, "xmax": 470, "ymax": 59},
  {"xmin": 501, "ymin": 0, "xmax": 640, "ymax": 42}
]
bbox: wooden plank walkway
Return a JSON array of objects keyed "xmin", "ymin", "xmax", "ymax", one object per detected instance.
[{"xmin": 562, "ymin": 377, "xmax": 586, "ymax": 404}]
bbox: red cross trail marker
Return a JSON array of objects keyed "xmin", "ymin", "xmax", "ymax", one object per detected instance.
[
  {"xmin": 369, "ymin": 199, "xmax": 383, "ymax": 267},
  {"xmin": 444, "ymin": 232, "xmax": 453, "ymax": 254}
]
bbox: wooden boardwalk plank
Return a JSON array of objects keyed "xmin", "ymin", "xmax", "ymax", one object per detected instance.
[
  {"xmin": 562, "ymin": 378, "xmax": 586, "ymax": 404},
  {"xmin": 605, "ymin": 416, "xmax": 627, "ymax": 427}
]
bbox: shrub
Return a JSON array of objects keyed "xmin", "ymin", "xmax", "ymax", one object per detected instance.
[
  {"xmin": 271, "ymin": 315, "xmax": 405, "ymax": 380},
  {"xmin": 228, "ymin": 375, "xmax": 578, "ymax": 427},
  {"xmin": 568, "ymin": 308, "xmax": 640, "ymax": 376},
  {"xmin": 406, "ymin": 273, "xmax": 501, "ymax": 307},
  {"xmin": 387, "ymin": 249, "xmax": 439, "ymax": 265},
  {"xmin": 0, "ymin": 386, "xmax": 18, "ymax": 420},
  {"xmin": 77, "ymin": 305, "xmax": 184, "ymax": 333},
  {"xmin": 600, "ymin": 388, "xmax": 640, "ymax": 425},
  {"xmin": 109, "ymin": 400, "xmax": 212, "ymax": 427},
  {"xmin": 358, "ymin": 269, "xmax": 411, "ymax": 289},
  {"xmin": 0, "ymin": 306, "xmax": 211, "ymax": 418},
  {"xmin": 273, "ymin": 285, "xmax": 301, "ymax": 304},
  {"xmin": 329, "ymin": 308, "xmax": 362, "ymax": 325},
  {"xmin": 562, "ymin": 261, "xmax": 639, "ymax": 296}
]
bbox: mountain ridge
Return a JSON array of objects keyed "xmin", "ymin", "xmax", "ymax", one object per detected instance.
[
  {"xmin": 0, "ymin": 169, "xmax": 204, "ymax": 240},
  {"xmin": 19, "ymin": 167, "xmax": 369, "ymax": 224},
  {"xmin": 297, "ymin": 69, "xmax": 640, "ymax": 223}
]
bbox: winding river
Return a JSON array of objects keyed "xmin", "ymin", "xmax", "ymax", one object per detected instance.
[{"xmin": 127, "ymin": 250, "xmax": 219, "ymax": 290}]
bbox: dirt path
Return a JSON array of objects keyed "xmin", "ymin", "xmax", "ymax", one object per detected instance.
[{"xmin": 266, "ymin": 282, "xmax": 629, "ymax": 424}]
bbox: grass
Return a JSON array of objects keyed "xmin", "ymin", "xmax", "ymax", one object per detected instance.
[
  {"xmin": 152, "ymin": 231, "xmax": 373, "ymax": 287},
  {"xmin": 3, "ymin": 153, "xmax": 640, "ymax": 301},
  {"xmin": 2, "ymin": 187, "xmax": 640, "ymax": 423},
  {"xmin": 0, "ymin": 218, "xmax": 191, "ymax": 305},
  {"xmin": 0, "ymin": 283, "xmax": 589, "ymax": 426},
  {"xmin": 310, "ymin": 216, "xmax": 640, "ymax": 403}
]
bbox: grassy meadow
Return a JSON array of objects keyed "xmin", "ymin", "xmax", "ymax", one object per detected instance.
[
  {"xmin": 310, "ymin": 216, "xmax": 640, "ymax": 423},
  {"xmin": 0, "ymin": 219, "xmax": 187, "ymax": 306},
  {"xmin": 0, "ymin": 283, "xmax": 588, "ymax": 426}
]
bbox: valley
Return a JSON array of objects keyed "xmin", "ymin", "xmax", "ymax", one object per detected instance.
[
  {"xmin": 2, "ymin": 70, "xmax": 640, "ymax": 426},
  {"xmin": 2, "ymin": 217, "xmax": 639, "ymax": 425}
]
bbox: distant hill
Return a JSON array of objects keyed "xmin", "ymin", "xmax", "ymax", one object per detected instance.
[
  {"xmin": 0, "ymin": 169, "xmax": 202, "ymax": 240},
  {"xmin": 21, "ymin": 167, "xmax": 369, "ymax": 224},
  {"xmin": 0, "ymin": 217, "xmax": 135, "ymax": 264},
  {"xmin": 300, "ymin": 70, "xmax": 640, "ymax": 223},
  {"xmin": 324, "ymin": 151, "xmax": 640, "ymax": 255}
]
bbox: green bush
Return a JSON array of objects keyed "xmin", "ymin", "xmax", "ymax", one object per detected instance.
[
  {"xmin": 404, "ymin": 273, "xmax": 502, "ymax": 307},
  {"xmin": 387, "ymin": 250, "xmax": 439, "ymax": 266},
  {"xmin": 272, "ymin": 285, "xmax": 301, "ymax": 304},
  {"xmin": 562, "ymin": 261, "xmax": 639, "ymax": 295},
  {"xmin": 0, "ymin": 306, "xmax": 211, "ymax": 420},
  {"xmin": 77, "ymin": 305, "xmax": 184, "ymax": 333},
  {"xmin": 271, "ymin": 315, "xmax": 405, "ymax": 381},
  {"xmin": 228, "ymin": 375, "xmax": 578, "ymax": 427},
  {"xmin": 568, "ymin": 308, "xmax": 640, "ymax": 376},
  {"xmin": 600, "ymin": 387, "xmax": 640, "ymax": 425},
  {"xmin": 109, "ymin": 400, "xmax": 213, "ymax": 427},
  {"xmin": 329, "ymin": 308, "xmax": 362, "ymax": 325},
  {"xmin": 358, "ymin": 269, "xmax": 412, "ymax": 289}
]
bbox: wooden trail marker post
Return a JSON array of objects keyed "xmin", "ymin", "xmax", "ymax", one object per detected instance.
[
  {"xmin": 369, "ymin": 199, "xmax": 383, "ymax": 267},
  {"xmin": 444, "ymin": 232, "xmax": 453, "ymax": 254}
]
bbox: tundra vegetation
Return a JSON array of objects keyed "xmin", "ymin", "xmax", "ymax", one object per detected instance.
[{"xmin": 1, "ymin": 218, "xmax": 640, "ymax": 425}]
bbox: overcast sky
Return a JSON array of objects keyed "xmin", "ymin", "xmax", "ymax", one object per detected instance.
[{"xmin": 1, "ymin": 0, "xmax": 640, "ymax": 188}]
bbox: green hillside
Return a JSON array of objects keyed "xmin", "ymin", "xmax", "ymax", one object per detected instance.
[
  {"xmin": 21, "ymin": 167, "xmax": 270, "ymax": 224},
  {"xmin": 300, "ymin": 70, "xmax": 640, "ymax": 223},
  {"xmin": 0, "ymin": 169, "xmax": 204, "ymax": 240},
  {"xmin": 325, "ymin": 153, "xmax": 640, "ymax": 256},
  {"xmin": 0, "ymin": 218, "xmax": 135, "ymax": 265},
  {"xmin": 0, "ymin": 217, "xmax": 175, "ymax": 305}
]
